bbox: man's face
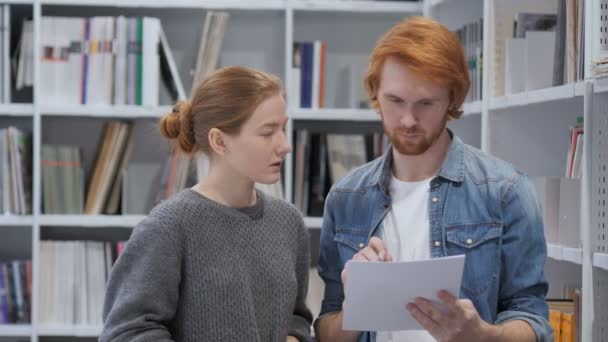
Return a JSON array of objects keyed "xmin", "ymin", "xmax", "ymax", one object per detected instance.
[{"xmin": 377, "ymin": 57, "xmax": 451, "ymax": 155}]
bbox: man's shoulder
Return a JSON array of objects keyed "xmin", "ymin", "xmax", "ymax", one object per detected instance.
[{"xmin": 461, "ymin": 143, "xmax": 525, "ymax": 185}]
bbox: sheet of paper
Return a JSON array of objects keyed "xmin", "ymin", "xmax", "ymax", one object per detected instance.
[{"xmin": 343, "ymin": 254, "xmax": 465, "ymax": 331}]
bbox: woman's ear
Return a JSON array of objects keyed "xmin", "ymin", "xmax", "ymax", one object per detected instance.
[{"xmin": 208, "ymin": 128, "xmax": 227, "ymax": 156}]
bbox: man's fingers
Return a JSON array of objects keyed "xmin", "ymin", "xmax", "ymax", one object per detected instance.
[
  {"xmin": 414, "ymin": 297, "xmax": 447, "ymax": 324},
  {"xmin": 406, "ymin": 302, "xmax": 440, "ymax": 332},
  {"xmin": 359, "ymin": 247, "xmax": 381, "ymax": 262},
  {"xmin": 368, "ymin": 237, "xmax": 392, "ymax": 261},
  {"xmin": 437, "ymin": 290, "xmax": 462, "ymax": 316},
  {"xmin": 352, "ymin": 253, "xmax": 368, "ymax": 262}
]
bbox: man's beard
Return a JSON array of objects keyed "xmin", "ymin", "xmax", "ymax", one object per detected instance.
[{"xmin": 384, "ymin": 116, "xmax": 448, "ymax": 156}]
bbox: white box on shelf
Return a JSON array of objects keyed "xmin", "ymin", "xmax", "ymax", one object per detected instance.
[
  {"xmin": 532, "ymin": 177, "xmax": 560, "ymax": 244},
  {"xmin": 525, "ymin": 31, "xmax": 556, "ymax": 92},
  {"xmin": 557, "ymin": 178, "xmax": 581, "ymax": 249},
  {"xmin": 505, "ymin": 38, "xmax": 526, "ymax": 95}
]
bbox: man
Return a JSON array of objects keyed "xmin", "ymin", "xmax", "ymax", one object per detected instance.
[{"xmin": 314, "ymin": 16, "xmax": 551, "ymax": 342}]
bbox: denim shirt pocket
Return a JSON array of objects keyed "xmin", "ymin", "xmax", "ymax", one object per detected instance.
[
  {"xmin": 445, "ymin": 222, "xmax": 503, "ymax": 296},
  {"xmin": 334, "ymin": 227, "xmax": 368, "ymax": 263}
]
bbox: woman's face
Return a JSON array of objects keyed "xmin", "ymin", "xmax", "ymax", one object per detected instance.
[{"xmin": 222, "ymin": 93, "xmax": 292, "ymax": 185}]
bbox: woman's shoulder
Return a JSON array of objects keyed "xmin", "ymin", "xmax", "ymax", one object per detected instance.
[
  {"xmin": 137, "ymin": 190, "xmax": 203, "ymax": 236},
  {"xmin": 262, "ymin": 192, "xmax": 302, "ymax": 218}
]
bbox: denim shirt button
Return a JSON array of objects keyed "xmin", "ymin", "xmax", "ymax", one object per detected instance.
[
  {"xmin": 432, "ymin": 197, "xmax": 439, "ymax": 203},
  {"xmin": 434, "ymin": 241, "xmax": 441, "ymax": 247},
  {"xmin": 466, "ymin": 239, "xmax": 473, "ymax": 245},
  {"xmin": 358, "ymin": 243, "xmax": 365, "ymax": 249}
]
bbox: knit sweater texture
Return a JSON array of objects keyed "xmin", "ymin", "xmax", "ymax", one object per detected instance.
[{"xmin": 100, "ymin": 189, "xmax": 313, "ymax": 342}]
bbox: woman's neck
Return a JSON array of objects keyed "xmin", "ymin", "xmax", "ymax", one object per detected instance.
[{"xmin": 193, "ymin": 163, "xmax": 257, "ymax": 208}]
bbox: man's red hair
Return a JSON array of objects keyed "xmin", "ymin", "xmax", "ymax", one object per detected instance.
[{"xmin": 364, "ymin": 16, "xmax": 470, "ymax": 119}]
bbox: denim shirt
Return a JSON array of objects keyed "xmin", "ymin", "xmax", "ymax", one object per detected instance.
[{"xmin": 314, "ymin": 135, "xmax": 552, "ymax": 342}]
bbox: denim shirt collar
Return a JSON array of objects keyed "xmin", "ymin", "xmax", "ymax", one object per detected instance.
[{"xmin": 370, "ymin": 129, "xmax": 465, "ymax": 196}]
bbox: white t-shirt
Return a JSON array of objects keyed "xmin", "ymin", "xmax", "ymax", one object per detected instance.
[{"xmin": 376, "ymin": 176, "xmax": 436, "ymax": 342}]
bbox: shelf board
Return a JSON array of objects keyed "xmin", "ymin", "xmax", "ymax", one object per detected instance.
[
  {"xmin": 462, "ymin": 100, "xmax": 482, "ymax": 116},
  {"xmin": 547, "ymin": 243, "xmax": 583, "ymax": 265},
  {"xmin": 0, "ymin": 103, "xmax": 34, "ymax": 117},
  {"xmin": 426, "ymin": 0, "xmax": 446, "ymax": 8},
  {"xmin": 38, "ymin": 325, "xmax": 102, "ymax": 337},
  {"xmin": 39, "ymin": 215, "xmax": 145, "ymax": 227},
  {"xmin": 0, "ymin": 215, "xmax": 34, "ymax": 226},
  {"xmin": 489, "ymin": 83, "xmax": 583, "ymax": 110},
  {"xmin": 0, "ymin": 324, "xmax": 32, "ymax": 337},
  {"xmin": 291, "ymin": 0, "xmax": 422, "ymax": 13},
  {"xmin": 593, "ymin": 252, "xmax": 608, "ymax": 271},
  {"xmin": 291, "ymin": 108, "xmax": 380, "ymax": 121},
  {"xmin": 304, "ymin": 216, "xmax": 322, "ymax": 229},
  {"xmin": 592, "ymin": 76, "xmax": 608, "ymax": 94},
  {"xmin": 3, "ymin": 0, "xmax": 34, "ymax": 4},
  {"xmin": 41, "ymin": 0, "xmax": 285, "ymax": 9},
  {"xmin": 41, "ymin": 105, "xmax": 170, "ymax": 118}
]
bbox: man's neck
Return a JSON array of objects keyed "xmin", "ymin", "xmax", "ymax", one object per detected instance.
[{"xmin": 391, "ymin": 129, "xmax": 452, "ymax": 182}]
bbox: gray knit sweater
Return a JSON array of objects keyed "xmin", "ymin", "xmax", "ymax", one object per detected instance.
[{"xmin": 100, "ymin": 189, "xmax": 313, "ymax": 342}]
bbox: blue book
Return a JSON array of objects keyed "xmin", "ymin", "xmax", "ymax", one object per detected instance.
[
  {"xmin": 81, "ymin": 18, "xmax": 91, "ymax": 104},
  {"xmin": 0, "ymin": 265, "xmax": 8, "ymax": 323},
  {"xmin": 299, "ymin": 42, "xmax": 314, "ymax": 108},
  {"xmin": 11, "ymin": 261, "xmax": 25, "ymax": 323}
]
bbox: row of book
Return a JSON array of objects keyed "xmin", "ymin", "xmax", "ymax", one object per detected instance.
[
  {"xmin": 38, "ymin": 240, "xmax": 124, "ymax": 326},
  {"xmin": 293, "ymin": 130, "xmax": 387, "ymax": 216},
  {"xmin": 504, "ymin": 2, "xmax": 584, "ymax": 95},
  {"xmin": 0, "ymin": 5, "xmax": 9, "ymax": 104},
  {"xmin": 548, "ymin": 287, "xmax": 581, "ymax": 342},
  {"xmin": 292, "ymin": 41, "xmax": 326, "ymax": 109},
  {"xmin": 42, "ymin": 121, "xmax": 133, "ymax": 215},
  {"xmin": 454, "ymin": 19, "xmax": 483, "ymax": 103},
  {"xmin": 40, "ymin": 16, "xmax": 160, "ymax": 107},
  {"xmin": 0, "ymin": 260, "xmax": 32, "ymax": 324},
  {"xmin": 16, "ymin": 15, "xmax": 186, "ymax": 107},
  {"xmin": 0, "ymin": 126, "xmax": 31, "ymax": 215}
]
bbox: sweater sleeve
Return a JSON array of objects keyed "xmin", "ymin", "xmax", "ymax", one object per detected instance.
[
  {"xmin": 288, "ymin": 215, "xmax": 314, "ymax": 342},
  {"xmin": 100, "ymin": 218, "xmax": 181, "ymax": 342}
]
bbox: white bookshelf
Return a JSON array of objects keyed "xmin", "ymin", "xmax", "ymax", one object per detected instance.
[
  {"xmin": 0, "ymin": 0, "xmax": 605, "ymax": 340},
  {"xmin": 547, "ymin": 244, "xmax": 584, "ymax": 265},
  {"xmin": 0, "ymin": 215, "xmax": 34, "ymax": 226},
  {"xmin": 38, "ymin": 215, "xmax": 145, "ymax": 227},
  {"xmin": 303, "ymin": 216, "xmax": 323, "ymax": 229},
  {"xmin": 290, "ymin": 108, "xmax": 379, "ymax": 121},
  {"xmin": 462, "ymin": 100, "xmax": 481, "ymax": 116},
  {"xmin": 0, "ymin": 104, "xmax": 34, "ymax": 117},
  {"xmin": 593, "ymin": 253, "xmax": 608, "ymax": 272},
  {"xmin": 2, "ymin": 0, "xmax": 34, "ymax": 4},
  {"xmin": 0, "ymin": 324, "xmax": 32, "ymax": 337},
  {"xmin": 290, "ymin": 0, "xmax": 422, "ymax": 13},
  {"xmin": 0, "ymin": 2, "xmax": 423, "ymax": 339},
  {"xmin": 40, "ymin": 0, "xmax": 286, "ymax": 10},
  {"xmin": 37, "ymin": 325, "xmax": 102, "ymax": 337},
  {"xmin": 488, "ymin": 83, "xmax": 584, "ymax": 111},
  {"xmin": 39, "ymin": 0, "xmax": 421, "ymax": 12},
  {"xmin": 41, "ymin": 105, "xmax": 171, "ymax": 119}
]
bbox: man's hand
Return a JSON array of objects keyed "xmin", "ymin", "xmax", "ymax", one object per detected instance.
[
  {"xmin": 406, "ymin": 290, "xmax": 502, "ymax": 342},
  {"xmin": 286, "ymin": 336, "xmax": 299, "ymax": 342},
  {"xmin": 341, "ymin": 237, "xmax": 393, "ymax": 286}
]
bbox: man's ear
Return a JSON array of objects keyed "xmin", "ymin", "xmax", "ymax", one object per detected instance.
[{"xmin": 208, "ymin": 128, "xmax": 227, "ymax": 156}]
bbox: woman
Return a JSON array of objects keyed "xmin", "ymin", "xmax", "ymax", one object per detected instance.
[{"xmin": 101, "ymin": 66, "xmax": 312, "ymax": 342}]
